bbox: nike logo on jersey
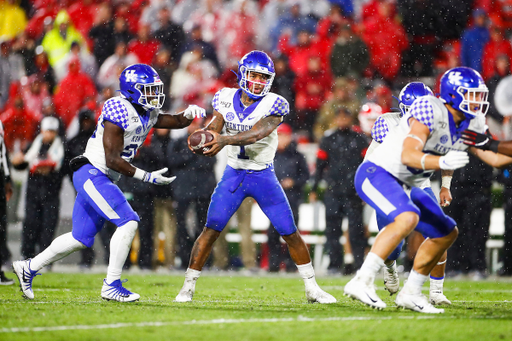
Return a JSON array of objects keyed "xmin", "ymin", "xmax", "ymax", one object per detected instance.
[
  {"xmin": 366, "ymin": 293, "xmax": 377, "ymax": 303},
  {"xmin": 248, "ymin": 116, "xmax": 256, "ymax": 120}
]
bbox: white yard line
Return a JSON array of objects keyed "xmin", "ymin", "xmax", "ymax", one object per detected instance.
[{"xmin": 1, "ymin": 315, "xmax": 509, "ymax": 334}]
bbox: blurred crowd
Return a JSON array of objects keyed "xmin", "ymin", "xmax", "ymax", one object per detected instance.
[{"xmin": 1, "ymin": 0, "xmax": 512, "ymax": 277}]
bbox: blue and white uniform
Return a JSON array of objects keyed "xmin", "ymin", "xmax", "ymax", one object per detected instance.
[
  {"xmin": 206, "ymin": 88, "xmax": 296, "ymax": 235},
  {"xmin": 355, "ymin": 95, "xmax": 486, "ymax": 239},
  {"xmin": 72, "ymin": 97, "xmax": 161, "ymax": 247}
]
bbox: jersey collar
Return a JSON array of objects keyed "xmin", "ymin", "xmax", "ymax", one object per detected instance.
[
  {"xmin": 234, "ymin": 89, "xmax": 262, "ymax": 122},
  {"xmin": 448, "ymin": 110, "xmax": 471, "ymax": 144}
]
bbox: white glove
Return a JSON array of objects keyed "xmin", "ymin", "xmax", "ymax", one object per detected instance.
[
  {"xmin": 183, "ymin": 105, "xmax": 206, "ymax": 120},
  {"xmin": 134, "ymin": 167, "xmax": 176, "ymax": 185},
  {"xmin": 438, "ymin": 150, "xmax": 469, "ymax": 170}
]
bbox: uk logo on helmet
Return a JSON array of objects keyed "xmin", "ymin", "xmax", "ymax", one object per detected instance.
[
  {"xmin": 448, "ymin": 72, "xmax": 463, "ymax": 84},
  {"xmin": 126, "ymin": 70, "xmax": 137, "ymax": 83}
]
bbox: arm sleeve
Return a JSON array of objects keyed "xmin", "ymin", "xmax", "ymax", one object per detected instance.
[
  {"xmin": 264, "ymin": 96, "xmax": 289, "ymax": 118},
  {"xmin": 409, "ymin": 97, "xmax": 435, "ymax": 132},
  {"xmin": 212, "ymin": 90, "xmax": 222, "ymax": 112},
  {"xmin": 102, "ymin": 98, "xmax": 130, "ymax": 130},
  {"xmin": 371, "ymin": 115, "xmax": 389, "ymax": 143}
]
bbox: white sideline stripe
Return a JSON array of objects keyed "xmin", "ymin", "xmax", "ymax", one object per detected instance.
[
  {"xmin": 0, "ymin": 316, "xmax": 438, "ymax": 333},
  {"xmin": 362, "ymin": 178, "xmax": 396, "ymax": 215},
  {"xmin": 3, "ymin": 315, "xmax": 511, "ymax": 333},
  {"xmin": 84, "ymin": 179, "xmax": 120, "ymax": 219}
]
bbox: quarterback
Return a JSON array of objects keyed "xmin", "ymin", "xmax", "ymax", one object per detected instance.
[
  {"xmin": 175, "ymin": 50, "xmax": 336, "ymax": 304},
  {"xmin": 13, "ymin": 64, "xmax": 206, "ymax": 302}
]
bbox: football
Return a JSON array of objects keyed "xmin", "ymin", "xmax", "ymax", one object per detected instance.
[{"xmin": 188, "ymin": 130, "xmax": 214, "ymax": 155}]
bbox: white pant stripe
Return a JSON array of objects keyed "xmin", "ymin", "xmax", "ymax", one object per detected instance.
[
  {"xmin": 362, "ymin": 178, "xmax": 396, "ymax": 215},
  {"xmin": 83, "ymin": 179, "xmax": 120, "ymax": 220}
]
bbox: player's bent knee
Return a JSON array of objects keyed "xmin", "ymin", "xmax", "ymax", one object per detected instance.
[
  {"xmin": 118, "ymin": 220, "xmax": 138, "ymax": 235},
  {"xmin": 394, "ymin": 211, "xmax": 419, "ymax": 230}
]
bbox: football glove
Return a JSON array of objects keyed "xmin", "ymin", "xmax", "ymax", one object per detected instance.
[
  {"xmin": 439, "ymin": 150, "xmax": 469, "ymax": 170},
  {"xmin": 184, "ymin": 105, "xmax": 206, "ymax": 120},
  {"xmin": 134, "ymin": 167, "xmax": 176, "ymax": 185},
  {"xmin": 461, "ymin": 129, "xmax": 499, "ymax": 153}
]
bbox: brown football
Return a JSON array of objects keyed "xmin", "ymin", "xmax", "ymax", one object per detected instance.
[{"xmin": 188, "ymin": 130, "xmax": 214, "ymax": 155}]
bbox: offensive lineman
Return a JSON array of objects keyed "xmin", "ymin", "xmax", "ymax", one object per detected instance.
[
  {"xmin": 13, "ymin": 64, "xmax": 206, "ymax": 302},
  {"xmin": 344, "ymin": 66, "xmax": 493, "ymax": 313},
  {"xmin": 367, "ymin": 82, "xmax": 452, "ymax": 305},
  {"xmin": 175, "ymin": 50, "xmax": 336, "ymax": 304}
]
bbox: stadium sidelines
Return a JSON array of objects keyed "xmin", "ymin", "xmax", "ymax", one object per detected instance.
[{"xmin": 2, "ymin": 315, "xmax": 510, "ymax": 334}]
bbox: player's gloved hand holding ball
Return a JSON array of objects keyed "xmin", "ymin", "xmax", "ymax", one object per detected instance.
[
  {"xmin": 184, "ymin": 105, "xmax": 206, "ymax": 120},
  {"xmin": 461, "ymin": 129, "xmax": 499, "ymax": 153},
  {"xmin": 133, "ymin": 167, "xmax": 176, "ymax": 185},
  {"xmin": 438, "ymin": 150, "xmax": 469, "ymax": 170}
]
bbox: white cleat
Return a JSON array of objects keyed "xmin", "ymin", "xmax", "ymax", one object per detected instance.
[
  {"xmin": 12, "ymin": 260, "xmax": 40, "ymax": 299},
  {"xmin": 344, "ymin": 272, "xmax": 386, "ymax": 310},
  {"xmin": 395, "ymin": 290, "xmax": 444, "ymax": 313},
  {"xmin": 430, "ymin": 291, "xmax": 452, "ymax": 305},
  {"xmin": 306, "ymin": 285, "xmax": 337, "ymax": 304},
  {"xmin": 101, "ymin": 279, "xmax": 140, "ymax": 302},
  {"xmin": 383, "ymin": 262, "xmax": 399, "ymax": 295},
  {"xmin": 175, "ymin": 287, "xmax": 194, "ymax": 302}
]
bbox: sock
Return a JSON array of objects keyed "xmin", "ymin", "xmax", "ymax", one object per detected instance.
[
  {"xmin": 180, "ymin": 268, "xmax": 201, "ymax": 292},
  {"xmin": 31, "ymin": 232, "xmax": 85, "ymax": 271},
  {"xmin": 359, "ymin": 252, "xmax": 385, "ymax": 279},
  {"xmin": 296, "ymin": 262, "xmax": 318, "ymax": 288},
  {"xmin": 385, "ymin": 260, "xmax": 396, "ymax": 271},
  {"xmin": 430, "ymin": 276, "xmax": 444, "ymax": 292},
  {"xmin": 404, "ymin": 269, "xmax": 428, "ymax": 294},
  {"xmin": 106, "ymin": 221, "xmax": 138, "ymax": 284}
]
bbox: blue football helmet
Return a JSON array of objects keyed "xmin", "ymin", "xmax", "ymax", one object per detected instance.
[
  {"xmin": 398, "ymin": 82, "xmax": 434, "ymax": 117},
  {"xmin": 119, "ymin": 64, "xmax": 165, "ymax": 110},
  {"xmin": 237, "ymin": 50, "xmax": 275, "ymax": 100},
  {"xmin": 439, "ymin": 66, "xmax": 489, "ymax": 118}
]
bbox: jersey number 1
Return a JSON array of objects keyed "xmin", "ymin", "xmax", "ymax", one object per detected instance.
[{"xmin": 238, "ymin": 146, "xmax": 249, "ymax": 159}]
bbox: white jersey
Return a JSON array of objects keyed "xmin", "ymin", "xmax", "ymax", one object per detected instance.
[
  {"xmin": 83, "ymin": 96, "xmax": 160, "ymax": 180},
  {"xmin": 366, "ymin": 111, "xmax": 432, "ymax": 189},
  {"xmin": 368, "ymin": 95, "xmax": 487, "ymax": 187},
  {"xmin": 212, "ymin": 88, "xmax": 289, "ymax": 170}
]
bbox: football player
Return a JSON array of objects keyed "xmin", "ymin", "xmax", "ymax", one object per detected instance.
[
  {"xmin": 12, "ymin": 64, "xmax": 206, "ymax": 302},
  {"xmin": 344, "ymin": 66, "xmax": 494, "ymax": 313},
  {"xmin": 175, "ymin": 50, "xmax": 336, "ymax": 304},
  {"xmin": 366, "ymin": 82, "xmax": 451, "ymax": 305}
]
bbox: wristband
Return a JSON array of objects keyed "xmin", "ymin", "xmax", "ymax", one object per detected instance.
[
  {"xmin": 441, "ymin": 175, "xmax": 452, "ymax": 189},
  {"xmin": 421, "ymin": 154, "xmax": 428, "ymax": 170},
  {"xmin": 133, "ymin": 168, "xmax": 147, "ymax": 181},
  {"xmin": 489, "ymin": 140, "xmax": 499, "ymax": 153}
]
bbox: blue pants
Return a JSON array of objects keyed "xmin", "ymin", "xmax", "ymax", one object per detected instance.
[
  {"xmin": 71, "ymin": 164, "xmax": 139, "ymax": 247},
  {"xmin": 355, "ymin": 162, "xmax": 456, "ymax": 260},
  {"xmin": 206, "ymin": 165, "xmax": 297, "ymax": 236}
]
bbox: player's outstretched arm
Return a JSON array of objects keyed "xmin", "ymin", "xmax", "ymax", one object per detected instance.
[
  {"xmin": 462, "ymin": 129, "xmax": 512, "ymax": 161},
  {"xmin": 402, "ymin": 119, "xmax": 469, "ymax": 170},
  {"xmin": 469, "ymin": 147, "xmax": 512, "ymax": 168},
  {"xmin": 203, "ymin": 115, "xmax": 281, "ymax": 157},
  {"xmin": 103, "ymin": 121, "xmax": 175, "ymax": 185},
  {"xmin": 155, "ymin": 105, "xmax": 206, "ymax": 129}
]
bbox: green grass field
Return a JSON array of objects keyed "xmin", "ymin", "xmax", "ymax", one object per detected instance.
[{"xmin": 1, "ymin": 272, "xmax": 511, "ymax": 341}]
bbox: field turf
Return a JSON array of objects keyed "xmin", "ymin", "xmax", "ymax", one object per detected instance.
[{"xmin": 1, "ymin": 272, "xmax": 511, "ymax": 341}]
